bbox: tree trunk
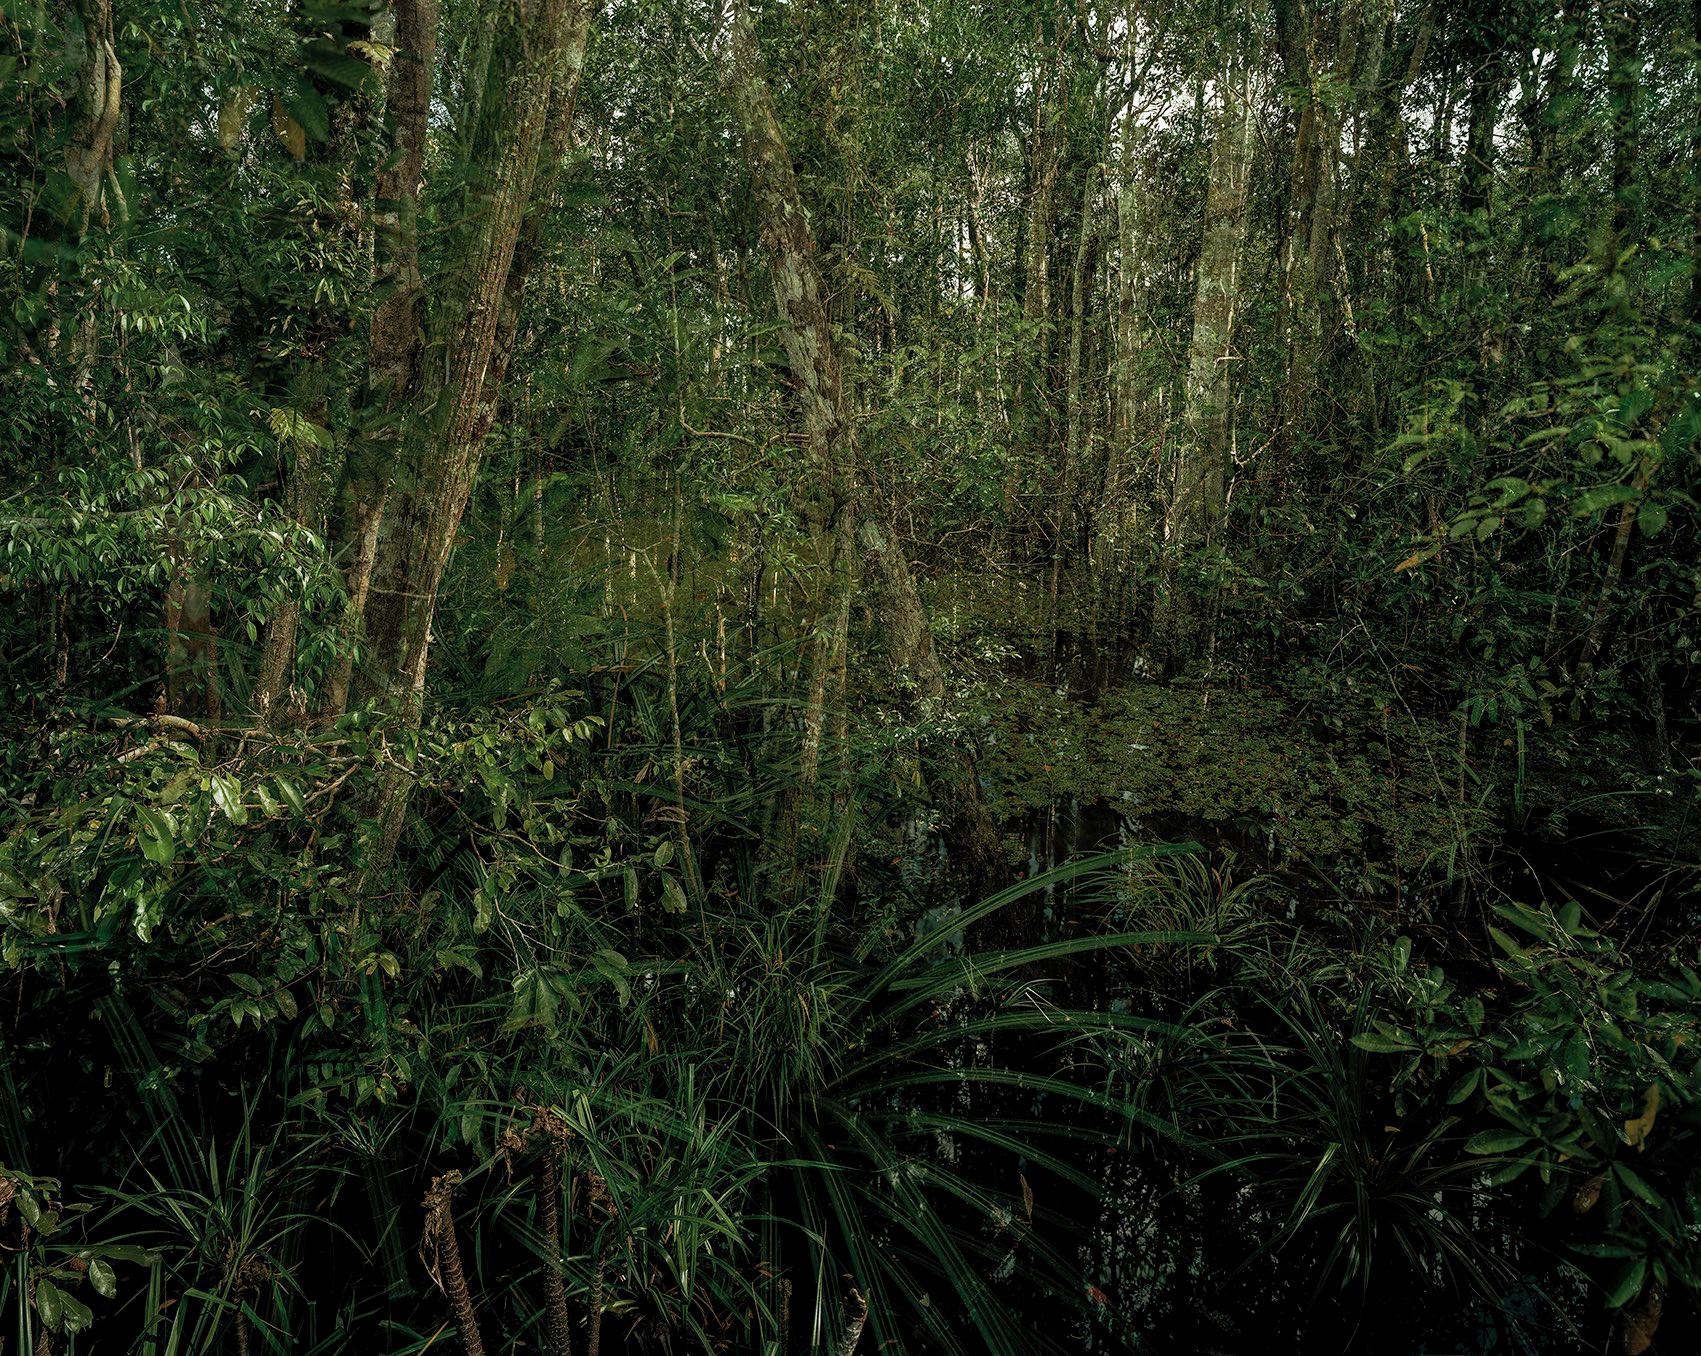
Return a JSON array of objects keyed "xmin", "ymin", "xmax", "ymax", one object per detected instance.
[
  {"xmin": 356, "ymin": 0, "xmax": 593, "ymax": 871},
  {"xmin": 724, "ymin": 0, "xmax": 1003, "ymax": 889},
  {"xmin": 1167, "ymin": 63, "xmax": 1253, "ymax": 547},
  {"xmin": 1460, "ymin": 49, "xmax": 1504, "ymax": 218},
  {"xmin": 723, "ymin": 0, "xmax": 857, "ymax": 790},
  {"xmin": 1098, "ymin": 3, "xmax": 1148, "ymax": 591},
  {"xmin": 1601, "ymin": 0, "xmax": 1640, "ymax": 263},
  {"xmin": 320, "ymin": 0, "xmax": 438, "ymax": 718},
  {"xmin": 1693, "ymin": 0, "xmax": 1701, "ymax": 332},
  {"xmin": 1013, "ymin": 20, "xmax": 1068, "ymax": 503},
  {"xmin": 1153, "ymin": 57, "xmax": 1254, "ymax": 664},
  {"xmin": 1051, "ymin": 165, "xmax": 1102, "ymax": 629},
  {"xmin": 66, "ymin": 0, "xmax": 123, "ymax": 234},
  {"xmin": 361, "ymin": 0, "xmax": 587, "ymax": 710}
]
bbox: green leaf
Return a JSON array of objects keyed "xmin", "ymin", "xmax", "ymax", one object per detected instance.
[
  {"xmin": 1488, "ymin": 926, "xmax": 1525, "ymax": 960},
  {"xmin": 1636, "ymin": 500, "xmax": 1668, "ymax": 536},
  {"xmin": 1613, "ymin": 1162, "xmax": 1665, "ymax": 1210},
  {"xmin": 1604, "ymin": 1256, "xmax": 1646, "ymax": 1309},
  {"xmin": 88, "ymin": 1257, "xmax": 117, "ymax": 1298},
  {"xmin": 1445, "ymin": 1067, "xmax": 1483, "ymax": 1104},
  {"xmin": 302, "ymin": 42, "xmax": 375, "ymax": 91},
  {"xmin": 95, "ymin": 1245, "xmax": 156, "ymax": 1264},
  {"xmin": 1570, "ymin": 483, "xmax": 1638, "ymax": 515},
  {"xmin": 1464, "ymin": 1130, "xmax": 1532, "ymax": 1155},
  {"xmin": 211, "ymin": 774, "xmax": 247, "ymax": 825},
  {"xmin": 282, "ymin": 79, "xmax": 330, "ymax": 142},
  {"xmin": 136, "ymin": 805, "xmax": 177, "ymax": 865},
  {"xmin": 659, "ymin": 873, "xmax": 688, "ymax": 914},
  {"xmin": 1349, "ymin": 1031, "xmax": 1412, "ymax": 1054},
  {"xmin": 275, "ymin": 778, "xmax": 306, "ymax": 816},
  {"xmin": 36, "ymin": 1277, "xmax": 62, "ymax": 1330},
  {"xmin": 57, "ymin": 1291, "xmax": 93, "ymax": 1334}
]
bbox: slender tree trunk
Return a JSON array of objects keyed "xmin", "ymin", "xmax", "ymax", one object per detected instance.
[
  {"xmin": 1601, "ymin": 0, "xmax": 1640, "ymax": 264},
  {"xmin": 321, "ymin": 0, "xmax": 438, "ymax": 719},
  {"xmin": 540, "ymin": 1147, "xmax": 572, "ymax": 1356},
  {"xmin": 1051, "ymin": 166, "xmax": 1101, "ymax": 629},
  {"xmin": 422, "ymin": 1173, "xmax": 485, "ymax": 1356},
  {"xmin": 723, "ymin": 0, "xmax": 857, "ymax": 790},
  {"xmin": 1154, "ymin": 58, "xmax": 1254, "ymax": 664},
  {"xmin": 1013, "ymin": 21, "xmax": 1068, "ymax": 506},
  {"xmin": 1277, "ymin": 0, "xmax": 1385, "ymax": 448},
  {"xmin": 1166, "ymin": 64, "xmax": 1253, "ymax": 544},
  {"xmin": 66, "ymin": 0, "xmax": 123, "ymax": 234},
  {"xmin": 1460, "ymin": 50, "xmax": 1505, "ymax": 218},
  {"xmin": 1692, "ymin": 0, "xmax": 1701, "ymax": 331},
  {"xmin": 724, "ymin": 0, "xmax": 1003, "ymax": 889},
  {"xmin": 361, "ymin": 0, "xmax": 587, "ymax": 709},
  {"xmin": 1099, "ymin": 5, "xmax": 1147, "ymax": 590},
  {"xmin": 355, "ymin": 0, "xmax": 593, "ymax": 871},
  {"xmin": 832, "ymin": 1282, "xmax": 869, "ymax": 1356}
]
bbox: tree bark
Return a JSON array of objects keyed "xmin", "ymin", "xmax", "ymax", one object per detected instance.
[
  {"xmin": 1153, "ymin": 55, "xmax": 1254, "ymax": 665},
  {"xmin": 1051, "ymin": 164, "xmax": 1102, "ymax": 627},
  {"xmin": 1601, "ymin": 0, "xmax": 1640, "ymax": 263},
  {"xmin": 66, "ymin": 0, "xmax": 123, "ymax": 234},
  {"xmin": 321, "ymin": 0, "xmax": 439, "ymax": 718},
  {"xmin": 724, "ymin": 0, "xmax": 1003, "ymax": 889},
  {"xmin": 723, "ymin": 0, "xmax": 857, "ymax": 790},
  {"xmin": 361, "ymin": 0, "xmax": 587, "ymax": 711},
  {"xmin": 354, "ymin": 0, "xmax": 593, "ymax": 872},
  {"xmin": 1166, "ymin": 60, "xmax": 1253, "ymax": 551},
  {"xmin": 1460, "ymin": 47, "xmax": 1505, "ymax": 218}
]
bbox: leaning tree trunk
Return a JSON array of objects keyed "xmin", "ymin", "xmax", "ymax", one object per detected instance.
[
  {"xmin": 722, "ymin": 0, "xmax": 857, "ymax": 791},
  {"xmin": 356, "ymin": 0, "xmax": 593, "ymax": 871},
  {"xmin": 1153, "ymin": 58, "xmax": 1254, "ymax": 667},
  {"xmin": 723, "ymin": 0, "xmax": 1004, "ymax": 889},
  {"xmin": 322, "ymin": 0, "xmax": 439, "ymax": 718}
]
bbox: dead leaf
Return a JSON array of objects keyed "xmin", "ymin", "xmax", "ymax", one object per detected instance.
[{"xmin": 1624, "ymin": 1083, "xmax": 1660, "ymax": 1152}]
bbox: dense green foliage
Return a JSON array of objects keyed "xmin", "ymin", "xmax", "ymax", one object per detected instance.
[{"xmin": 1, "ymin": 0, "xmax": 1698, "ymax": 1352}]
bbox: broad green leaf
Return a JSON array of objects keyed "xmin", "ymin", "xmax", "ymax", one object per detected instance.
[
  {"xmin": 1604, "ymin": 1256, "xmax": 1646, "ymax": 1309},
  {"xmin": 1570, "ymin": 483, "xmax": 1638, "ymax": 515},
  {"xmin": 36, "ymin": 1277, "xmax": 62, "ymax": 1330},
  {"xmin": 136, "ymin": 805, "xmax": 177, "ymax": 865},
  {"xmin": 1464, "ymin": 1130, "xmax": 1532, "ymax": 1155},
  {"xmin": 1613, "ymin": 1162, "xmax": 1664, "ymax": 1209}
]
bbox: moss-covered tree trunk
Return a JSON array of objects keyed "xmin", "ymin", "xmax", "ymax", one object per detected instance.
[
  {"xmin": 1154, "ymin": 55, "xmax": 1253, "ymax": 665},
  {"xmin": 723, "ymin": 0, "xmax": 857, "ymax": 791},
  {"xmin": 355, "ymin": 0, "xmax": 593, "ymax": 868},
  {"xmin": 724, "ymin": 0, "xmax": 1003, "ymax": 889}
]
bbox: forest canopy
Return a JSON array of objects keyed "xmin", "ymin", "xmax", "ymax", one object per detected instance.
[{"xmin": 0, "ymin": 0, "xmax": 1698, "ymax": 1353}]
